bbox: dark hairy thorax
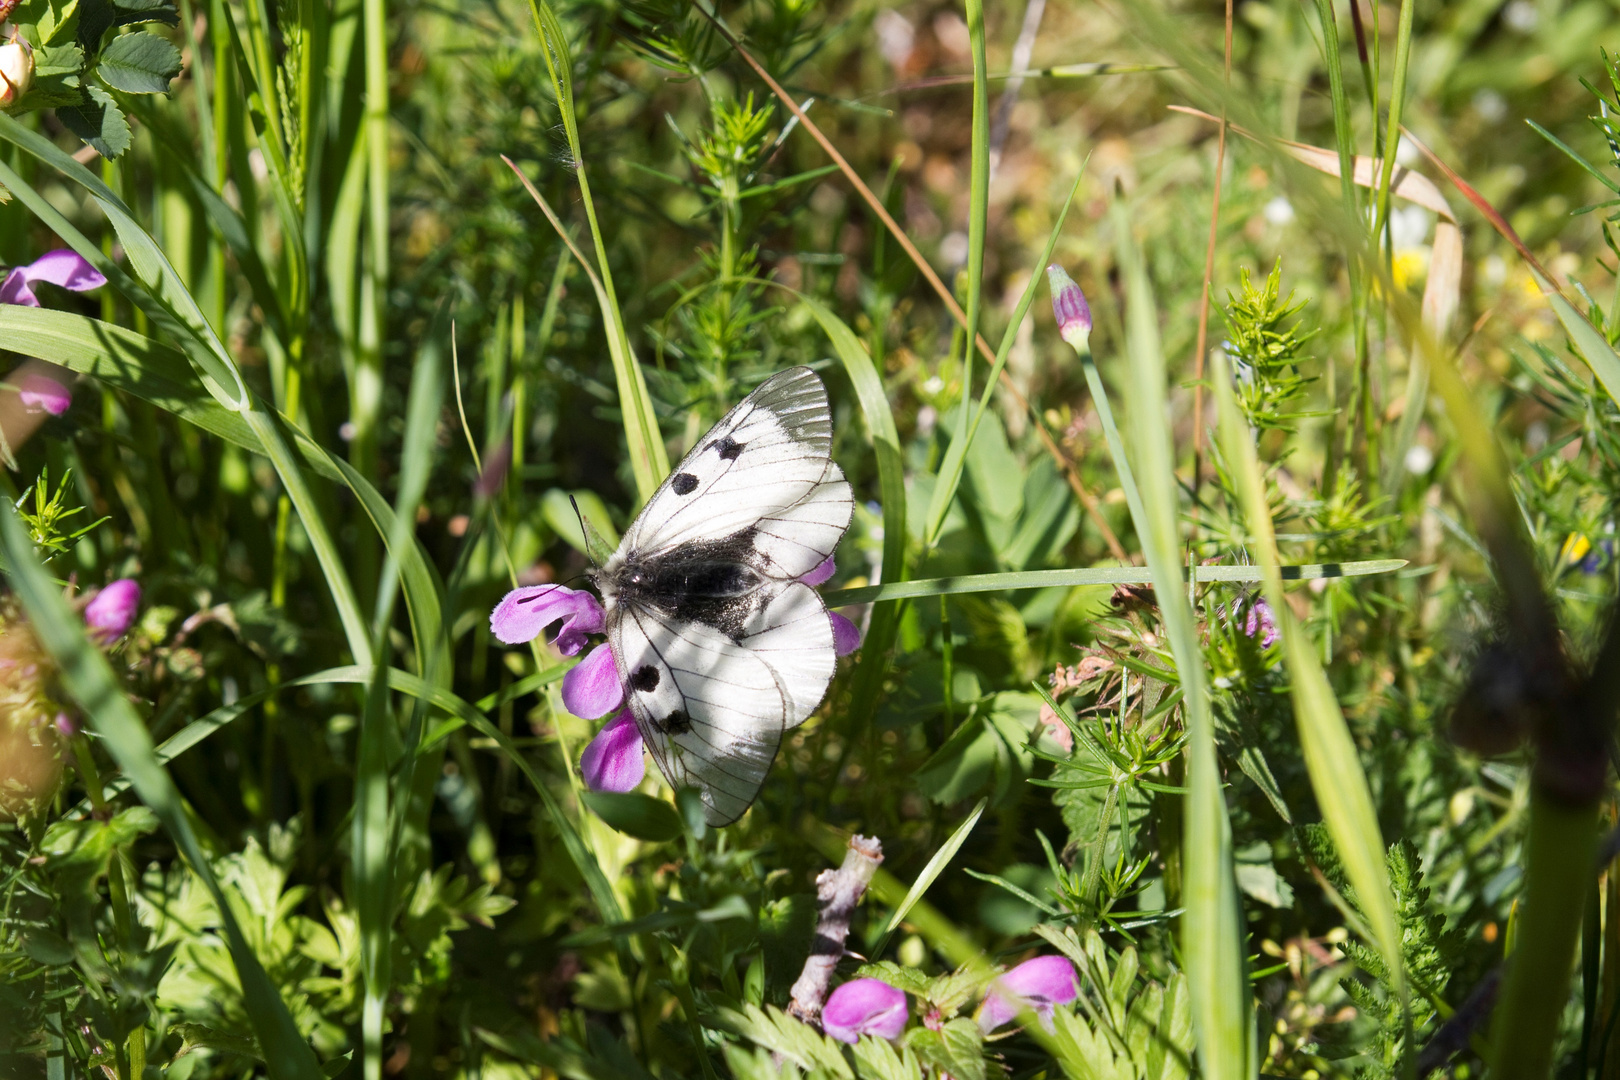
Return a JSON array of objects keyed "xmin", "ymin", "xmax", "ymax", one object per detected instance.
[{"xmin": 605, "ymin": 527, "xmax": 765, "ymax": 641}]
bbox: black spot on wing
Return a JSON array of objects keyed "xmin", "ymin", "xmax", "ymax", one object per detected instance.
[
  {"xmin": 672, "ymin": 472, "xmax": 698, "ymax": 495},
  {"xmin": 630, "ymin": 664, "xmax": 660, "ymax": 692},
  {"xmin": 715, "ymin": 437, "xmax": 743, "ymax": 460},
  {"xmin": 661, "ymin": 709, "xmax": 692, "ymax": 735}
]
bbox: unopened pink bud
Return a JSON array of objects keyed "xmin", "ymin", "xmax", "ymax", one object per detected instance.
[
  {"xmin": 84, "ymin": 579, "xmax": 140, "ymax": 641},
  {"xmin": 1046, "ymin": 264, "xmax": 1092, "ymax": 347}
]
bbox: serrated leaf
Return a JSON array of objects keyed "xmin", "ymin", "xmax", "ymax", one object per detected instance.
[
  {"xmin": 855, "ymin": 960, "xmax": 936, "ymax": 998},
  {"xmin": 113, "ymin": 0, "xmax": 177, "ymax": 25},
  {"xmin": 75, "ymin": 0, "xmax": 113, "ymax": 48},
  {"xmin": 95, "ymin": 30, "xmax": 180, "ymax": 93},
  {"xmin": 32, "ymin": 42, "xmax": 84, "ymax": 76},
  {"xmin": 58, "ymin": 83, "xmax": 129, "ymax": 157}
]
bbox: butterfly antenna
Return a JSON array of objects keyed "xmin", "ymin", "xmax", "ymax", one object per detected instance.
[{"xmin": 569, "ymin": 493, "xmax": 611, "ymax": 567}]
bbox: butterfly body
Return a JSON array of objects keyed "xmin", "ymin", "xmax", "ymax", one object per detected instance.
[{"xmin": 593, "ymin": 366, "xmax": 853, "ymax": 825}]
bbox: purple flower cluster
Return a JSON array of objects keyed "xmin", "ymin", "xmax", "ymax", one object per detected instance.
[
  {"xmin": 1230, "ymin": 594, "xmax": 1279, "ymax": 649},
  {"xmin": 490, "ymin": 558, "xmax": 860, "ymax": 793},
  {"xmin": 818, "ymin": 955, "xmax": 1080, "ymax": 1045}
]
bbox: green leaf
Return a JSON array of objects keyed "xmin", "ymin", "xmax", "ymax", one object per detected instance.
[
  {"xmin": 580, "ymin": 791, "xmax": 684, "ymax": 842},
  {"xmin": 96, "ymin": 30, "xmax": 181, "ymax": 93},
  {"xmin": 58, "ymin": 84, "xmax": 130, "ymax": 157}
]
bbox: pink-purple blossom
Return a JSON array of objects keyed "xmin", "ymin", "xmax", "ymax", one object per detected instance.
[
  {"xmin": 84, "ymin": 579, "xmax": 140, "ymax": 642},
  {"xmin": 1, "ymin": 250, "xmax": 106, "ymax": 308},
  {"xmin": 977, "ymin": 955, "xmax": 1079, "ymax": 1032},
  {"xmin": 830, "ymin": 611, "xmax": 862, "ymax": 655},
  {"xmin": 489, "ymin": 584, "xmax": 604, "ymax": 654},
  {"xmin": 822, "ymin": 978, "xmax": 909, "ymax": 1043},
  {"xmin": 1046, "ymin": 264, "xmax": 1092, "ymax": 346},
  {"xmin": 580, "ymin": 710, "xmax": 645, "ymax": 793},
  {"xmin": 563, "ymin": 643, "xmax": 623, "ymax": 719},
  {"xmin": 1232, "ymin": 595, "xmax": 1279, "ymax": 649},
  {"xmin": 14, "ymin": 368, "xmax": 70, "ymax": 416},
  {"xmin": 493, "ymin": 549, "xmax": 861, "ymax": 800}
]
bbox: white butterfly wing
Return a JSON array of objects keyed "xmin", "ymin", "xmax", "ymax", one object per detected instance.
[
  {"xmin": 607, "ymin": 583, "xmax": 835, "ymax": 825},
  {"xmin": 617, "ymin": 366, "xmax": 852, "ymax": 581}
]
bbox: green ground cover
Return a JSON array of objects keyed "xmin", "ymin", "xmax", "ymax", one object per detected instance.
[{"xmin": 5, "ymin": 0, "xmax": 1620, "ymax": 1077}]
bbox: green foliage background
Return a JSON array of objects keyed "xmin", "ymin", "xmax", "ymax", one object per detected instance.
[{"xmin": 3, "ymin": 0, "xmax": 1620, "ymax": 1077}]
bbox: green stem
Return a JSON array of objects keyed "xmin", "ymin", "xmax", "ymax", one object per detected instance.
[{"xmin": 1490, "ymin": 794, "xmax": 1601, "ymax": 1078}]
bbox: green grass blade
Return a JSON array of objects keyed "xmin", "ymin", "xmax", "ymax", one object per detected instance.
[
  {"xmin": 1211, "ymin": 352, "xmax": 1407, "ymax": 1004},
  {"xmin": 794, "ymin": 294, "xmax": 908, "ymax": 740},
  {"xmin": 883, "ymin": 796, "xmax": 987, "ymax": 938},
  {"xmin": 823, "ymin": 559, "xmax": 1407, "ymax": 606},
  {"xmin": 1490, "ymin": 798, "xmax": 1601, "ymax": 1078},
  {"xmin": 353, "ymin": 344, "xmax": 442, "ymax": 1080},
  {"xmin": 924, "ymin": 166, "xmax": 1086, "ymax": 547},
  {"xmin": 0, "ymin": 130, "xmax": 374, "ymax": 668},
  {"xmin": 937, "ymin": 0, "xmax": 990, "ymax": 551},
  {"xmin": 1112, "ymin": 203, "xmax": 1249, "ymax": 1080},
  {"xmin": 0, "ymin": 504, "xmax": 324, "ymax": 1080},
  {"xmin": 522, "ymin": 1, "xmax": 667, "ymax": 502},
  {"xmin": 0, "ymin": 306, "xmax": 450, "ymax": 682},
  {"xmin": 1537, "ymin": 273, "xmax": 1620, "ymax": 407}
]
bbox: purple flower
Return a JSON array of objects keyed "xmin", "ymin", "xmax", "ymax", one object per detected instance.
[
  {"xmin": 563, "ymin": 643, "xmax": 624, "ymax": 719},
  {"xmin": 977, "ymin": 955, "xmax": 1079, "ymax": 1032},
  {"xmin": 822, "ymin": 979, "xmax": 909, "ymax": 1044},
  {"xmin": 1046, "ymin": 264, "xmax": 1092, "ymax": 347},
  {"xmin": 13, "ymin": 368, "xmax": 71, "ymax": 416},
  {"xmin": 84, "ymin": 579, "xmax": 140, "ymax": 642},
  {"xmin": 1232, "ymin": 595, "xmax": 1279, "ymax": 649},
  {"xmin": 489, "ymin": 584, "xmax": 604, "ymax": 654},
  {"xmin": 1, "ymin": 250, "xmax": 106, "ymax": 308},
  {"xmin": 580, "ymin": 710, "xmax": 645, "ymax": 792},
  {"xmin": 802, "ymin": 557, "xmax": 836, "ymax": 587},
  {"xmin": 830, "ymin": 611, "xmax": 861, "ymax": 656}
]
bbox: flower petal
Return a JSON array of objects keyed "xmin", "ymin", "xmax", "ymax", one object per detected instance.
[
  {"xmin": 830, "ymin": 611, "xmax": 862, "ymax": 656},
  {"xmin": 800, "ymin": 557, "xmax": 836, "ymax": 587},
  {"xmin": 0, "ymin": 250, "xmax": 106, "ymax": 307},
  {"xmin": 580, "ymin": 711, "xmax": 645, "ymax": 793},
  {"xmin": 978, "ymin": 955, "xmax": 1078, "ymax": 1032},
  {"xmin": 562, "ymin": 643, "xmax": 624, "ymax": 719},
  {"xmin": 822, "ymin": 979, "xmax": 908, "ymax": 1044},
  {"xmin": 84, "ymin": 579, "xmax": 141, "ymax": 641},
  {"xmin": 15, "ymin": 370, "xmax": 71, "ymax": 416},
  {"xmin": 489, "ymin": 584, "xmax": 604, "ymax": 652}
]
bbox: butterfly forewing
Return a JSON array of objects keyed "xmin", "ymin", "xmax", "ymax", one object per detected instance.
[{"xmin": 620, "ymin": 367, "xmax": 849, "ymax": 578}]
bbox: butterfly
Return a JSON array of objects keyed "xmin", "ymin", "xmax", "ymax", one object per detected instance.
[{"xmin": 593, "ymin": 366, "xmax": 853, "ymax": 825}]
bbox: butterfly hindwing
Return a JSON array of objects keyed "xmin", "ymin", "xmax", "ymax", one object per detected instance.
[{"xmin": 609, "ymin": 602, "xmax": 788, "ymax": 826}]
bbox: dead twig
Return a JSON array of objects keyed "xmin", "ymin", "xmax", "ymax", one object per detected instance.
[{"xmin": 787, "ymin": 833, "xmax": 884, "ymax": 1027}]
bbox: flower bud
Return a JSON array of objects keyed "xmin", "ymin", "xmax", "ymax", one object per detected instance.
[
  {"xmin": 84, "ymin": 579, "xmax": 141, "ymax": 642},
  {"xmin": 0, "ymin": 36, "xmax": 34, "ymax": 111},
  {"xmin": 1046, "ymin": 264, "xmax": 1092, "ymax": 349}
]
